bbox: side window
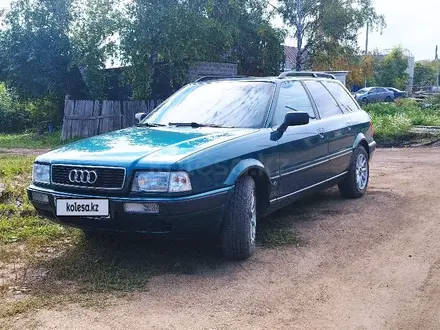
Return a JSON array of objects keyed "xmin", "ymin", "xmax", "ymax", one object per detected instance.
[
  {"xmin": 303, "ymin": 81, "xmax": 343, "ymax": 119},
  {"xmin": 370, "ymin": 88, "xmax": 378, "ymax": 94},
  {"xmin": 272, "ymin": 81, "xmax": 315, "ymax": 126},
  {"xmin": 322, "ymin": 81, "xmax": 360, "ymax": 113}
]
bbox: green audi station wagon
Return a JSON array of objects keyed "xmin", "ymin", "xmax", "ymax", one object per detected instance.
[{"xmin": 28, "ymin": 72, "xmax": 376, "ymax": 260}]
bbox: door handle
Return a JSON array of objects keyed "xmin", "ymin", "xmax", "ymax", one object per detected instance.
[{"xmin": 318, "ymin": 128, "xmax": 326, "ymax": 139}]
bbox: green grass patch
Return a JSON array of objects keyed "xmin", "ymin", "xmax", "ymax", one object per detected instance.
[
  {"xmin": 365, "ymin": 99, "xmax": 440, "ymax": 145},
  {"xmin": 258, "ymin": 228, "xmax": 299, "ymax": 248},
  {"xmin": 0, "ymin": 155, "xmax": 74, "ymax": 246},
  {"xmin": 0, "ymin": 132, "xmax": 62, "ymax": 149}
]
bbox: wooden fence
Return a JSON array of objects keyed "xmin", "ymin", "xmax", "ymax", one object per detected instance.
[{"xmin": 61, "ymin": 99, "xmax": 162, "ymax": 141}]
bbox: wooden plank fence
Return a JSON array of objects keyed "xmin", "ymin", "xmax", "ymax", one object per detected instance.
[{"xmin": 61, "ymin": 99, "xmax": 161, "ymax": 141}]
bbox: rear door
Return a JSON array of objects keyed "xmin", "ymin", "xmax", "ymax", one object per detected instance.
[
  {"xmin": 369, "ymin": 88, "xmax": 379, "ymax": 102},
  {"xmin": 376, "ymin": 88, "xmax": 386, "ymax": 101},
  {"xmin": 303, "ymin": 80, "xmax": 354, "ymax": 179},
  {"xmin": 272, "ymin": 81, "xmax": 328, "ymax": 197},
  {"xmin": 321, "ymin": 81, "xmax": 362, "ymax": 175}
]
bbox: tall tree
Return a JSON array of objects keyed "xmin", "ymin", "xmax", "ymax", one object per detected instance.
[
  {"xmin": 70, "ymin": 0, "xmax": 121, "ymax": 98},
  {"xmin": 278, "ymin": 0, "xmax": 385, "ymax": 71},
  {"xmin": 414, "ymin": 61, "xmax": 437, "ymax": 89},
  {"xmin": 374, "ymin": 47, "xmax": 409, "ymax": 90},
  {"xmin": 0, "ymin": 0, "xmax": 84, "ymax": 100},
  {"xmin": 120, "ymin": 0, "xmax": 285, "ymax": 98}
]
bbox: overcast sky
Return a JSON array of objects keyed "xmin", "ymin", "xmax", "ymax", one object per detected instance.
[{"xmin": 0, "ymin": 0, "xmax": 438, "ymax": 61}]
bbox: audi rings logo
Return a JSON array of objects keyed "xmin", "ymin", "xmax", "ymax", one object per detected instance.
[{"xmin": 68, "ymin": 169, "xmax": 98, "ymax": 184}]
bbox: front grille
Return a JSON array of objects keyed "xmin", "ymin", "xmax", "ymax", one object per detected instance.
[{"xmin": 52, "ymin": 165, "xmax": 126, "ymax": 190}]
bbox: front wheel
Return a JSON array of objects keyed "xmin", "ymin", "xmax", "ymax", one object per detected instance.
[
  {"xmin": 385, "ymin": 96, "xmax": 392, "ymax": 102},
  {"xmin": 338, "ymin": 146, "xmax": 369, "ymax": 198},
  {"xmin": 220, "ymin": 176, "xmax": 257, "ymax": 260}
]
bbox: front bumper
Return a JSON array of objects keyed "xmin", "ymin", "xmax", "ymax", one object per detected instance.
[{"xmin": 27, "ymin": 185, "xmax": 233, "ymax": 239}]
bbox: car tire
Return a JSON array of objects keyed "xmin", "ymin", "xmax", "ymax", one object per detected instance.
[
  {"xmin": 220, "ymin": 176, "xmax": 257, "ymax": 260},
  {"xmin": 338, "ymin": 146, "xmax": 369, "ymax": 199},
  {"xmin": 362, "ymin": 98, "xmax": 368, "ymax": 105},
  {"xmin": 385, "ymin": 96, "xmax": 392, "ymax": 102}
]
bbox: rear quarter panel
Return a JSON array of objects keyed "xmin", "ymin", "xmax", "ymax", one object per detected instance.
[{"xmin": 350, "ymin": 109, "xmax": 374, "ymax": 145}]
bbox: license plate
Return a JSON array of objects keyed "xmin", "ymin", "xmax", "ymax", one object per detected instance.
[{"xmin": 56, "ymin": 199, "xmax": 109, "ymax": 217}]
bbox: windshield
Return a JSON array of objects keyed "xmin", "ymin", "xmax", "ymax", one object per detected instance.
[
  {"xmin": 356, "ymin": 88, "xmax": 371, "ymax": 94},
  {"xmin": 142, "ymin": 81, "xmax": 275, "ymax": 128}
]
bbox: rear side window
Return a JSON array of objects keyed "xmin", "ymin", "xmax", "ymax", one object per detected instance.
[
  {"xmin": 272, "ymin": 81, "xmax": 316, "ymax": 126},
  {"xmin": 303, "ymin": 81, "xmax": 343, "ymax": 119},
  {"xmin": 323, "ymin": 81, "xmax": 360, "ymax": 113}
]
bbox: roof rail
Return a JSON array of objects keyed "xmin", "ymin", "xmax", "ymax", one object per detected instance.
[
  {"xmin": 195, "ymin": 75, "xmax": 248, "ymax": 82},
  {"xmin": 278, "ymin": 71, "xmax": 336, "ymax": 80}
]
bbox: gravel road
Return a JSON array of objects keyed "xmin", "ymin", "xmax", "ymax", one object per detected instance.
[{"xmin": 15, "ymin": 148, "xmax": 440, "ymax": 329}]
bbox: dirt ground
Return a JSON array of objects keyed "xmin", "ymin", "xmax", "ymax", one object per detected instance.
[
  {"xmin": 11, "ymin": 148, "xmax": 440, "ymax": 329},
  {"xmin": 0, "ymin": 148, "xmax": 50, "ymax": 157}
]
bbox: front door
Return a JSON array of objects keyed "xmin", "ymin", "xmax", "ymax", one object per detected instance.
[{"xmin": 270, "ymin": 81, "xmax": 329, "ymax": 198}]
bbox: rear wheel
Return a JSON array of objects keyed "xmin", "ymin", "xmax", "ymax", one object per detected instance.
[
  {"xmin": 220, "ymin": 176, "xmax": 257, "ymax": 260},
  {"xmin": 338, "ymin": 146, "xmax": 369, "ymax": 198},
  {"xmin": 385, "ymin": 96, "xmax": 392, "ymax": 102}
]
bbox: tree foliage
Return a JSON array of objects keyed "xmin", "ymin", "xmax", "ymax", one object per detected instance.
[
  {"xmin": 374, "ymin": 47, "xmax": 409, "ymax": 90},
  {"xmin": 414, "ymin": 61, "xmax": 438, "ymax": 89},
  {"xmin": 120, "ymin": 0, "xmax": 285, "ymax": 98},
  {"xmin": 0, "ymin": 0, "xmax": 285, "ymax": 103},
  {"xmin": 70, "ymin": 0, "xmax": 122, "ymax": 98},
  {"xmin": 278, "ymin": 0, "xmax": 385, "ymax": 70},
  {"xmin": 0, "ymin": 0, "xmax": 80, "ymax": 101}
]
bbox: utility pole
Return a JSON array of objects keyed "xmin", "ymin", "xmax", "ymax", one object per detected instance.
[
  {"xmin": 436, "ymin": 45, "xmax": 439, "ymax": 89},
  {"xmin": 364, "ymin": 21, "xmax": 369, "ymax": 88},
  {"xmin": 296, "ymin": 0, "xmax": 303, "ymax": 71}
]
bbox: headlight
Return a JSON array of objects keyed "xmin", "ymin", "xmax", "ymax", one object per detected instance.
[
  {"xmin": 33, "ymin": 164, "xmax": 51, "ymax": 184},
  {"xmin": 132, "ymin": 172, "xmax": 192, "ymax": 193}
]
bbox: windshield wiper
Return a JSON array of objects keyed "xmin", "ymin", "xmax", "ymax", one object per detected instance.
[
  {"xmin": 168, "ymin": 122, "xmax": 234, "ymax": 128},
  {"xmin": 285, "ymin": 106, "xmax": 316, "ymax": 120},
  {"xmin": 136, "ymin": 122, "xmax": 167, "ymax": 128}
]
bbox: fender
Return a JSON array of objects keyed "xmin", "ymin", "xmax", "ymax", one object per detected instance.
[
  {"xmin": 224, "ymin": 159, "xmax": 272, "ymax": 186},
  {"xmin": 353, "ymin": 132, "xmax": 368, "ymax": 150}
]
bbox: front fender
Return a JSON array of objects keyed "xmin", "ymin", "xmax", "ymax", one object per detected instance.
[{"xmin": 224, "ymin": 159, "xmax": 271, "ymax": 186}]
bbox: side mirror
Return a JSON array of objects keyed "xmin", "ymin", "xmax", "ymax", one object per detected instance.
[
  {"xmin": 278, "ymin": 112, "xmax": 310, "ymax": 133},
  {"xmin": 135, "ymin": 112, "xmax": 147, "ymax": 123}
]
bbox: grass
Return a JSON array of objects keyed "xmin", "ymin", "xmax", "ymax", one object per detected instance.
[
  {"xmin": 0, "ymin": 132, "xmax": 63, "ymax": 149},
  {"xmin": 365, "ymin": 99, "xmax": 440, "ymax": 146}
]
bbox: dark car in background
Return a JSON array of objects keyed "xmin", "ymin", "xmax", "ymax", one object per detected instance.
[
  {"xmin": 28, "ymin": 72, "xmax": 376, "ymax": 260},
  {"xmin": 386, "ymin": 87, "xmax": 408, "ymax": 99},
  {"xmin": 354, "ymin": 87, "xmax": 395, "ymax": 104}
]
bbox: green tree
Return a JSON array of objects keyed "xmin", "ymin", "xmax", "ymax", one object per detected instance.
[
  {"xmin": 278, "ymin": 0, "xmax": 385, "ymax": 70},
  {"xmin": 120, "ymin": 0, "xmax": 285, "ymax": 98},
  {"xmin": 374, "ymin": 47, "xmax": 409, "ymax": 90},
  {"xmin": 70, "ymin": 0, "xmax": 122, "ymax": 99},
  {"xmin": 0, "ymin": 0, "xmax": 85, "ymax": 101},
  {"xmin": 414, "ymin": 61, "xmax": 437, "ymax": 89}
]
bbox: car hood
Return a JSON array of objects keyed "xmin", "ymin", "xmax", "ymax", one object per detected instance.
[{"xmin": 37, "ymin": 126, "xmax": 257, "ymax": 169}]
